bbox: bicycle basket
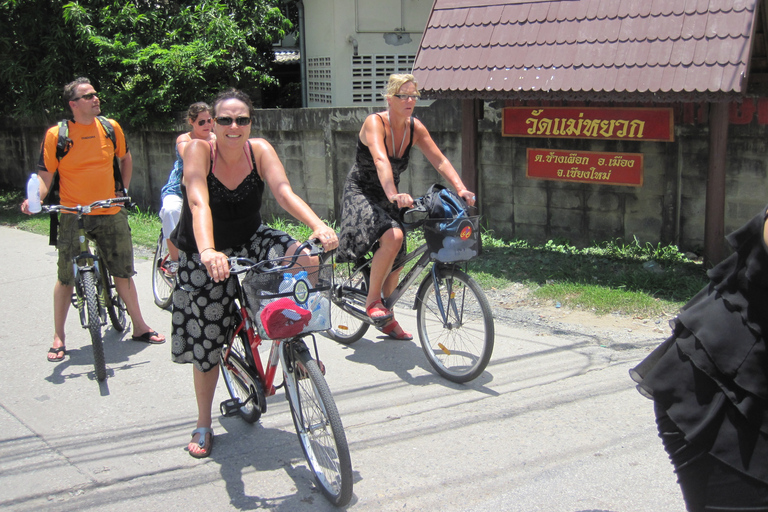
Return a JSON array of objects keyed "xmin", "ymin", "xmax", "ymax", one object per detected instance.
[
  {"xmin": 423, "ymin": 215, "xmax": 481, "ymax": 263},
  {"xmin": 241, "ymin": 258, "xmax": 332, "ymax": 340}
]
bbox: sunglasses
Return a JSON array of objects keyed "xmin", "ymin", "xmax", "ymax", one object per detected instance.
[
  {"xmin": 214, "ymin": 116, "xmax": 252, "ymax": 126},
  {"xmin": 73, "ymin": 92, "xmax": 98, "ymax": 101},
  {"xmin": 196, "ymin": 118, "xmax": 213, "ymax": 126},
  {"xmin": 393, "ymin": 94, "xmax": 419, "ymax": 101}
]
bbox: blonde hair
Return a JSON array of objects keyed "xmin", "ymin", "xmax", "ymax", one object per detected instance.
[{"xmin": 383, "ymin": 74, "xmax": 420, "ymax": 98}]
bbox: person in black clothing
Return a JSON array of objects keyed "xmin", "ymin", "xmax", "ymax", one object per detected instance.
[
  {"xmin": 336, "ymin": 73, "xmax": 475, "ymax": 340},
  {"xmin": 170, "ymin": 88, "xmax": 337, "ymax": 458},
  {"xmin": 631, "ymin": 206, "xmax": 768, "ymax": 511}
]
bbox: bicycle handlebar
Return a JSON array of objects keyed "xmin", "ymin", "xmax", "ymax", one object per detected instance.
[
  {"xmin": 41, "ymin": 197, "xmax": 132, "ymax": 215},
  {"xmin": 227, "ymin": 238, "xmax": 325, "ymax": 276},
  {"xmin": 398, "ymin": 196, "xmax": 428, "ymax": 231}
]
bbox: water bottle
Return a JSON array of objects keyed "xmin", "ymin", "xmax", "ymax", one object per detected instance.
[
  {"xmin": 279, "ymin": 273, "xmax": 296, "ymax": 293},
  {"xmin": 306, "ymin": 294, "xmax": 329, "ymax": 330},
  {"xmin": 26, "ymin": 174, "xmax": 41, "ymax": 213}
]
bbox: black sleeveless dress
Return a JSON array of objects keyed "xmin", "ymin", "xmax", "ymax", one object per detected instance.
[
  {"xmin": 337, "ymin": 115, "xmax": 414, "ymax": 263},
  {"xmin": 631, "ymin": 207, "xmax": 768, "ymax": 490}
]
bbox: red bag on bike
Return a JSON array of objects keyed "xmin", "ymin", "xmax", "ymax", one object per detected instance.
[{"xmin": 259, "ymin": 297, "xmax": 312, "ymax": 339}]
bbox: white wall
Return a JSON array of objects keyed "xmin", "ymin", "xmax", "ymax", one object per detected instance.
[{"xmin": 304, "ymin": 0, "xmax": 433, "ymax": 106}]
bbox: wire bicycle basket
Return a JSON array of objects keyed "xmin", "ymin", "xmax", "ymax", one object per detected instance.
[{"xmin": 241, "ymin": 257, "xmax": 333, "ymax": 340}]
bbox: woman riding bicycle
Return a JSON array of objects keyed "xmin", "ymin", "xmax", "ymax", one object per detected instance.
[
  {"xmin": 337, "ymin": 73, "xmax": 476, "ymax": 340},
  {"xmin": 169, "ymin": 88, "xmax": 337, "ymax": 458},
  {"xmin": 158, "ymin": 102, "xmax": 215, "ymax": 272}
]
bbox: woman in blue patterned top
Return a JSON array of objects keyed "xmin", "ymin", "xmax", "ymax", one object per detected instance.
[{"xmin": 159, "ymin": 102, "xmax": 215, "ymax": 272}]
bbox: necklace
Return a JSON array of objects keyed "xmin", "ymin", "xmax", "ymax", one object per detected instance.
[{"xmin": 388, "ymin": 114, "xmax": 408, "ymax": 158}]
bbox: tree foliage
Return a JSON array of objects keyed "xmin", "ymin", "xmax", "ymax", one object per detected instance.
[{"xmin": 0, "ymin": 0, "xmax": 293, "ymax": 127}]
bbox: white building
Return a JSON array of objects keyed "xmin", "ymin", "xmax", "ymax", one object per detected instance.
[{"xmin": 301, "ymin": 0, "xmax": 433, "ymax": 106}]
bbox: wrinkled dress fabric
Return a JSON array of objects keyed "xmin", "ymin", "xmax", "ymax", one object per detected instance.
[
  {"xmin": 336, "ymin": 115, "xmax": 414, "ymax": 263},
  {"xmin": 631, "ymin": 208, "xmax": 768, "ymax": 489}
]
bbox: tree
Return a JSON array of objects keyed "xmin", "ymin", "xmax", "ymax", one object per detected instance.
[{"xmin": 0, "ymin": 0, "xmax": 293, "ymax": 127}]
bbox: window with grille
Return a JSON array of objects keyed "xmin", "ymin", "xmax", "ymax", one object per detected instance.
[
  {"xmin": 308, "ymin": 56, "xmax": 332, "ymax": 105},
  {"xmin": 351, "ymin": 55, "xmax": 415, "ymax": 104}
]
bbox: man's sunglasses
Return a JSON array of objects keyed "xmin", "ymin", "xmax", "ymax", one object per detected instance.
[
  {"xmin": 73, "ymin": 92, "xmax": 98, "ymax": 101},
  {"xmin": 196, "ymin": 118, "xmax": 213, "ymax": 126},
  {"xmin": 214, "ymin": 116, "xmax": 252, "ymax": 126}
]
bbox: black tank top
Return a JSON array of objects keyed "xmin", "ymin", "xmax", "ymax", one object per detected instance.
[{"xmin": 171, "ymin": 141, "xmax": 265, "ymax": 253}]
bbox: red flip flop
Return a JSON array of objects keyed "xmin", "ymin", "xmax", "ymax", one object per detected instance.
[
  {"xmin": 366, "ymin": 299, "xmax": 393, "ymax": 323},
  {"xmin": 379, "ymin": 319, "xmax": 413, "ymax": 341}
]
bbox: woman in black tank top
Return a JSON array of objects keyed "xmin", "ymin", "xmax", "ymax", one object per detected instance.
[
  {"xmin": 171, "ymin": 88, "xmax": 338, "ymax": 459},
  {"xmin": 336, "ymin": 73, "xmax": 477, "ymax": 340}
]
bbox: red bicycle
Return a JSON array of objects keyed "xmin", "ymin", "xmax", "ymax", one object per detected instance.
[{"xmin": 217, "ymin": 241, "xmax": 352, "ymax": 507}]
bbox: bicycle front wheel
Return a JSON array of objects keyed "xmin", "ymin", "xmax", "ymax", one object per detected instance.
[
  {"xmin": 325, "ymin": 262, "xmax": 369, "ymax": 344},
  {"xmin": 416, "ymin": 267, "xmax": 494, "ymax": 383},
  {"xmin": 220, "ymin": 330, "xmax": 265, "ymax": 424},
  {"xmin": 152, "ymin": 233, "xmax": 175, "ymax": 309},
  {"xmin": 82, "ymin": 270, "xmax": 107, "ymax": 381},
  {"xmin": 284, "ymin": 341, "xmax": 353, "ymax": 506},
  {"xmin": 101, "ymin": 263, "xmax": 126, "ymax": 332}
]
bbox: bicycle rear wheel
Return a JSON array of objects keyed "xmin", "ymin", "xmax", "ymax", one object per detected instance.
[
  {"xmin": 325, "ymin": 262, "xmax": 369, "ymax": 344},
  {"xmin": 416, "ymin": 267, "xmax": 494, "ymax": 383},
  {"xmin": 283, "ymin": 340, "xmax": 353, "ymax": 506},
  {"xmin": 152, "ymin": 233, "xmax": 175, "ymax": 309},
  {"xmin": 220, "ymin": 330, "xmax": 265, "ymax": 424},
  {"xmin": 101, "ymin": 262, "xmax": 126, "ymax": 332},
  {"xmin": 82, "ymin": 270, "xmax": 107, "ymax": 381}
]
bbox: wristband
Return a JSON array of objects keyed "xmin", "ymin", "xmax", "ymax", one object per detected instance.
[{"xmin": 200, "ymin": 247, "xmax": 215, "ymax": 255}]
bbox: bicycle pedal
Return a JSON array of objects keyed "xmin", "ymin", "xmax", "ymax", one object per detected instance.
[{"xmin": 219, "ymin": 398, "xmax": 242, "ymax": 417}]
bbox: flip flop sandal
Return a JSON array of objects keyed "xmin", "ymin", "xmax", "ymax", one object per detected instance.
[
  {"xmin": 366, "ymin": 299, "xmax": 393, "ymax": 324},
  {"xmin": 188, "ymin": 427, "xmax": 214, "ymax": 459},
  {"xmin": 378, "ymin": 319, "xmax": 413, "ymax": 341},
  {"xmin": 131, "ymin": 330, "xmax": 166, "ymax": 344},
  {"xmin": 47, "ymin": 345, "xmax": 66, "ymax": 362}
]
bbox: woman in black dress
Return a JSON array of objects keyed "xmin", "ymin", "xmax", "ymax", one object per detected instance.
[
  {"xmin": 631, "ymin": 207, "xmax": 768, "ymax": 511},
  {"xmin": 337, "ymin": 74, "xmax": 475, "ymax": 340}
]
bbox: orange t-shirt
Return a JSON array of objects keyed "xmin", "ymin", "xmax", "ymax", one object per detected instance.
[{"xmin": 39, "ymin": 118, "xmax": 128, "ymax": 215}]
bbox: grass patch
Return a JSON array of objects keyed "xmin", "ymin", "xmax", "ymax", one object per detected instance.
[{"xmin": 0, "ymin": 186, "xmax": 708, "ymax": 317}]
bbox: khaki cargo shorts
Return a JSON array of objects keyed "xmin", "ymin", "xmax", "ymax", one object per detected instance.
[{"xmin": 56, "ymin": 209, "xmax": 135, "ymax": 286}]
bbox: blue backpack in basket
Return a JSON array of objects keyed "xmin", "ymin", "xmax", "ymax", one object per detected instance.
[{"xmin": 423, "ymin": 184, "xmax": 479, "ymax": 262}]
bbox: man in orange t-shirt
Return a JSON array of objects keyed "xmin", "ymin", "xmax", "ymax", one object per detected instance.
[{"xmin": 22, "ymin": 77, "xmax": 165, "ymax": 361}]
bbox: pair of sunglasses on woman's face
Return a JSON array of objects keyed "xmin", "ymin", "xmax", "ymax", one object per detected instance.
[
  {"xmin": 196, "ymin": 118, "xmax": 212, "ymax": 127},
  {"xmin": 214, "ymin": 116, "xmax": 252, "ymax": 126}
]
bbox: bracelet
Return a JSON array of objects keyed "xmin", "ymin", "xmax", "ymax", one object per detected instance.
[{"xmin": 199, "ymin": 247, "xmax": 215, "ymax": 255}]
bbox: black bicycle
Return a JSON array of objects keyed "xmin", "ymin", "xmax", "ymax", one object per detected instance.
[
  {"xmin": 326, "ymin": 193, "xmax": 495, "ymax": 383},
  {"xmin": 41, "ymin": 198, "xmax": 130, "ymax": 381}
]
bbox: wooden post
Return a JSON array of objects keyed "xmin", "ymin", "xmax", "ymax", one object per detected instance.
[
  {"xmin": 704, "ymin": 102, "xmax": 729, "ymax": 266},
  {"xmin": 461, "ymin": 99, "xmax": 479, "ymax": 195}
]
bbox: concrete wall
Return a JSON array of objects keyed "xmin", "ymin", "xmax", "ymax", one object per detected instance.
[{"xmin": 3, "ymin": 100, "xmax": 768, "ymax": 253}]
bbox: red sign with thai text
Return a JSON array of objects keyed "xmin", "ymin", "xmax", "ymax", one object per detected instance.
[
  {"xmin": 527, "ymin": 149, "xmax": 644, "ymax": 187},
  {"xmin": 504, "ymin": 107, "xmax": 674, "ymax": 142}
]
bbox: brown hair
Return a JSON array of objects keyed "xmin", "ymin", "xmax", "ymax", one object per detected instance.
[
  {"xmin": 62, "ymin": 77, "xmax": 92, "ymax": 105},
  {"xmin": 187, "ymin": 102, "xmax": 212, "ymax": 122},
  {"xmin": 212, "ymin": 88, "xmax": 254, "ymax": 118}
]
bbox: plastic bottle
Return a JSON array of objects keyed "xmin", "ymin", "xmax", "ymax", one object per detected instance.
[
  {"xmin": 26, "ymin": 174, "xmax": 41, "ymax": 213},
  {"xmin": 279, "ymin": 272, "xmax": 296, "ymax": 293},
  {"xmin": 306, "ymin": 294, "xmax": 329, "ymax": 331}
]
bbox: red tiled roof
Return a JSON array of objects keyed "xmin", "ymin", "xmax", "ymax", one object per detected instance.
[{"xmin": 413, "ymin": 0, "xmax": 761, "ymax": 102}]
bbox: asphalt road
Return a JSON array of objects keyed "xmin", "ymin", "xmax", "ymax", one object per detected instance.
[{"xmin": 0, "ymin": 225, "xmax": 685, "ymax": 512}]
